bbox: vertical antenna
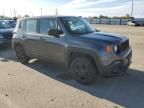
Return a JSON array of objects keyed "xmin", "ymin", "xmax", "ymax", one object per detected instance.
[
  {"xmin": 56, "ymin": 9, "xmax": 58, "ymax": 30},
  {"xmin": 131, "ymin": 0, "xmax": 134, "ymax": 18}
]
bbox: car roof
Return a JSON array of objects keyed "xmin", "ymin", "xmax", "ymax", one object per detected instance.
[{"xmin": 19, "ymin": 15, "xmax": 77, "ymax": 20}]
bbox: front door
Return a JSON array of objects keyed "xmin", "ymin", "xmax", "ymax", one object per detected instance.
[{"xmin": 38, "ymin": 18, "xmax": 66, "ymax": 63}]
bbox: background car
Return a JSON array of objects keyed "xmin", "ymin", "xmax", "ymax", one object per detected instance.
[
  {"xmin": 0, "ymin": 20, "xmax": 13, "ymax": 47},
  {"xmin": 5, "ymin": 20, "xmax": 16, "ymax": 28},
  {"xmin": 12, "ymin": 16, "xmax": 132, "ymax": 84},
  {"xmin": 127, "ymin": 20, "xmax": 140, "ymax": 26}
]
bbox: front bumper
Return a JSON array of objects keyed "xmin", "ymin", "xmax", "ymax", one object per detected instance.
[
  {"xmin": 98, "ymin": 48, "xmax": 132, "ymax": 76},
  {"xmin": 0, "ymin": 39, "xmax": 11, "ymax": 46}
]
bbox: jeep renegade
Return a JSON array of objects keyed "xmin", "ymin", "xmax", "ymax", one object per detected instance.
[{"xmin": 12, "ymin": 16, "xmax": 132, "ymax": 84}]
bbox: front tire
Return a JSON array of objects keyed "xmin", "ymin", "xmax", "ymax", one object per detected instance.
[
  {"xmin": 70, "ymin": 57, "xmax": 97, "ymax": 85},
  {"xmin": 15, "ymin": 45, "xmax": 29, "ymax": 64}
]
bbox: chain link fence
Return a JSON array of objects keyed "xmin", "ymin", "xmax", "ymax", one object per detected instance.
[{"xmin": 84, "ymin": 18, "xmax": 144, "ymax": 25}]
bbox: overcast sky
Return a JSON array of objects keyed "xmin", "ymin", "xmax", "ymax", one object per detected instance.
[{"xmin": 0, "ymin": 0, "xmax": 144, "ymax": 17}]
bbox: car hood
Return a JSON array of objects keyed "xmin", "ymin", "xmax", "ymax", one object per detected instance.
[
  {"xmin": 80, "ymin": 32, "xmax": 128, "ymax": 43},
  {"xmin": 0, "ymin": 28, "xmax": 14, "ymax": 39},
  {"xmin": 0, "ymin": 28, "xmax": 14, "ymax": 34}
]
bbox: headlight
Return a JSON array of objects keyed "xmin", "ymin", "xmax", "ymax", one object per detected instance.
[
  {"xmin": 0, "ymin": 34, "xmax": 4, "ymax": 39},
  {"xmin": 113, "ymin": 45, "xmax": 118, "ymax": 53}
]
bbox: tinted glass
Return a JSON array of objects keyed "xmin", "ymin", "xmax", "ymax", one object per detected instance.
[
  {"xmin": 8, "ymin": 21, "xmax": 16, "ymax": 28},
  {"xmin": 0, "ymin": 21, "xmax": 11, "ymax": 29},
  {"xmin": 26, "ymin": 19, "xmax": 37, "ymax": 33},
  {"xmin": 39, "ymin": 18, "xmax": 62, "ymax": 34}
]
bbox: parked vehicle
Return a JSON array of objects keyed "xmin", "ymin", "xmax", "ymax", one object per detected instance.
[
  {"xmin": 127, "ymin": 20, "xmax": 140, "ymax": 26},
  {"xmin": 0, "ymin": 20, "xmax": 13, "ymax": 47},
  {"xmin": 12, "ymin": 16, "xmax": 132, "ymax": 84},
  {"xmin": 5, "ymin": 20, "xmax": 16, "ymax": 28}
]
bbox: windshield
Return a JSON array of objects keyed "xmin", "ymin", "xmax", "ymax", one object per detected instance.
[
  {"xmin": 61, "ymin": 17, "xmax": 95, "ymax": 34},
  {"xmin": 0, "ymin": 21, "xmax": 11, "ymax": 29},
  {"xmin": 7, "ymin": 21, "xmax": 16, "ymax": 27}
]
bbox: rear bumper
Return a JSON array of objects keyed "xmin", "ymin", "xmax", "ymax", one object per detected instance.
[{"xmin": 98, "ymin": 48, "xmax": 132, "ymax": 76}]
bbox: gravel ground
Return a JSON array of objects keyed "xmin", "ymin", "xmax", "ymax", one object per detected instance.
[{"xmin": 0, "ymin": 25, "xmax": 144, "ymax": 108}]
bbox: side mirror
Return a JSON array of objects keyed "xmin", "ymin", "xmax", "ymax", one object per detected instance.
[{"xmin": 48, "ymin": 29, "xmax": 63, "ymax": 37}]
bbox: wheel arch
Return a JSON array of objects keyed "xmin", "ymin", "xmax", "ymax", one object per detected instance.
[
  {"xmin": 13, "ymin": 43, "xmax": 23, "ymax": 50},
  {"xmin": 67, "ymin": 49, "xmax": 101, "ymax": 74}
]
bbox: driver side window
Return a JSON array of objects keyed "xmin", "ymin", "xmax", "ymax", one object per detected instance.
[{"xmin": 39, "ymin": 18, "xmax": 63, "ymax": 35}]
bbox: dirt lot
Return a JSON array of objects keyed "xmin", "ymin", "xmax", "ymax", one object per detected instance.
[{"xmin": 0, "ymin": 25, "xmax": 144, "ymax": 108}]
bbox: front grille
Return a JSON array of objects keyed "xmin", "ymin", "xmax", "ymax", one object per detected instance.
[
  {"xmin": 118, "ymin": 39, "xmax": 129, "ymax": 53},
  {"xmin": 3, "ymin": 33, "xmax": 13, "ymax": 39}
]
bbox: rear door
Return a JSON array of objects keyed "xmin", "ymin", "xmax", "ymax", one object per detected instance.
[{"xmin": 23, "ymin": 19, "xmax": 42, "ymax": 57}]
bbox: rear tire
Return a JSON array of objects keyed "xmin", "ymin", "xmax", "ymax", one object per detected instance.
[
  {"xmin": 15, "ymin": 45, "xmax": 29, "ymax": 64},
  {"xmin": 70, "ymin": 57, "xmax": 97, "ymax": 85}
]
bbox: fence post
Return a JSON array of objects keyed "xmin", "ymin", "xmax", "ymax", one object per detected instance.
[
  {"xmin": 120, "ymin": 18, "xmax": 122, "ymax": 25},
  {"xmin": 91, "ymin": 18, "xmax": 93, "ymax": 24},
  {"xmin": 109, "ymin": 18, "xmax": 111, "ymax": 24},
  {"xmin": 100, "ymin": 18, "xmax": 101, "ymax": 24}
]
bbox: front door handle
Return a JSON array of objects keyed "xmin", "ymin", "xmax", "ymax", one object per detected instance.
[{"xmin": 22, "ymin": 35, "xmax": 26, "ymax": 39}]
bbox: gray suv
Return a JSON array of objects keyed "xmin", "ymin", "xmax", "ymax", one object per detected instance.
[{"xmin": 12, "ymin": 16, "xmax": 132, "ymax": 84}]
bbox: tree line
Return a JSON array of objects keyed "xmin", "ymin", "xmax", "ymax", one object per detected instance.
[
  {"xmin": 90, "ymin": 14, "xmax": 134, "ymax": 19},
  {"xmin": 0, "ymin": 14, "xmax": 134, "ymax": 20}
]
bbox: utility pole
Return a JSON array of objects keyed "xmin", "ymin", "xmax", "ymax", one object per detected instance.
[
  {"xmin": 131, "ymin": 0, "xmax": 134, "ymax": 18},
  {"xmin": 55, "ymin": 9, "xmax": 58, "ymax": 30},
  {"xmin": 41, "ymin": 8, "xmax": 42, "ymax": 16},
  {"xmin": 31, "ymin": 13, "xmax": 33, "ymax": 17},
  {"xmin": 10, "ymin": 8, "xmax": 12, "ymax": 17},
  {"xmin": 13, "ymin": 9, "xmax": 17, "ymax": 17},
  {"xmin": 2, "ymin": 8, "xmax": 5, "ymax": 17},
  {"xmin": 56, "ymin": 8, "xmax": 58, "ymax": 16}
]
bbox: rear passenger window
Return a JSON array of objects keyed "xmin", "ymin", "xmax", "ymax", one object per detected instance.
[
  {"xmin": 26, "ymin": 19, "xmax": 37, "ymax": 33},
  {"xmin": 39, "ymin": 19, "xmax": 62, "ymax": 34}
]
